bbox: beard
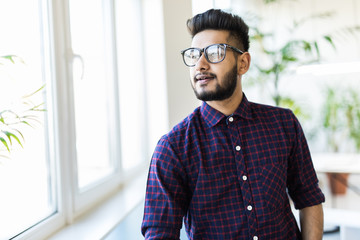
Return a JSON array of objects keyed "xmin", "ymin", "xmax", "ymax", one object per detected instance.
[{"xmin": 192, "ymin": 65, "xmax": 238, "ymax": 101}]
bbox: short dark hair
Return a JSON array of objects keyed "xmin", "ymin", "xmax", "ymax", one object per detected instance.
[{"xmin": 186, "ymin": 9, "xmax": 250, "ymax": 52}]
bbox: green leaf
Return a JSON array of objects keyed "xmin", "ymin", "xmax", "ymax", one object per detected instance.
[
  {"xmin": 0, "ymin": 137, "xmax": 10, "ymax": 152},
  {"xmin": 19, "ymin": 120, "xmax": 34, "ymax": 128},
  {"xmin": 323, "ymin": 35, "xmax": 336, "ymax": 50},
  {"xmin": 3, "ymin": 132, "xmax": 12, "ymax": 145},
  {"xmin": 22, "ymin": 84, "xmax": 46, "ymax": 98},
  {"xmin": 256, "ymin": 65, "xmax": 275, "ymax": 75},
  {"xmin": 1, "ymin": 55, "xmax": 16, "ymax": 63},
  {"xmin": 282, "ymin": 55, "xmax": 298, "ymax": 62},
  {"xmin": 29, "ymin": 102, "xmax": 46, "ymax": 112},
  {"xmin": 301, "ymin": 40, "xmax": 312, "ymax": 52},
  {"xmin": 21, "ymin": 115, "xmax": 41, "ymax": 125},
  {"xmin": 4, "ymin": 131, "xmax": 23, "ymax": 148},
  {"xmin": 263, "ymin": 49, "xmax": 277, "ymax": 55},
  {"xmin": 12, "ymin": 129, "xmax": 25, "ymax": 142},
  {"xmin": 314, "ymin": 41, "xmax": 320, "ymax": 59}
]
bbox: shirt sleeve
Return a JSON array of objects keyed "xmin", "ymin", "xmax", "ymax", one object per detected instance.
[
  {"xmin": 286, "ymin": 111, "xmax": 325, "ymax": 209},
  {"xmin": 141, "ymin": 137, "xmax": 190, "ymax": 239}
]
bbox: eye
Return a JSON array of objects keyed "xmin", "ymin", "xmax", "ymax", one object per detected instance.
[
  {"xmin": 186, "ymin": 49, "xmax": 198, "ymax": 58},
  {"xmin": 206, "ymin": 45, "xmax": 225, "ymax": 62}
]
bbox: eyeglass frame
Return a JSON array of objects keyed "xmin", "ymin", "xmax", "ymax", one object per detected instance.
[{"xmin": 180, "ymin": 43, "xmax": 244, "ymax": 67}]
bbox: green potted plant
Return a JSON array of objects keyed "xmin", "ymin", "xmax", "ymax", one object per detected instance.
[
  {"xmin": 249, "ymin": 16, "xmax": 334, "ymax": 104},
  {"xmin": 322, "ymin": 86, "xmax": 360, "ymax": 194},
  {"xmin": 344, "ymin": 90, "xmax": 360, "ymax": 151},
  {"xmin": 244, "ymin": 0, "xmax": 358, "ymax": 116},
  {"xmin": 0, "ymin": 55, "xmax": 45, "ymax": 159}
]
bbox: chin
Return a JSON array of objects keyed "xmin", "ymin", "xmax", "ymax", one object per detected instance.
[{"xmin": 196, "ymin": 87, "xmax": 214, "ymax": 97}]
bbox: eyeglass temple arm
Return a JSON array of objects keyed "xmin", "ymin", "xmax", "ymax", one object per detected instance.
[{"xmin": 227, "ymin": 45, "xmax": 244, "ymax": 54}]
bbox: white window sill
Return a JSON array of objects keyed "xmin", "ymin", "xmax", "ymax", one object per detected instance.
[{"xmin": 48, "ymin": 170, "xmax": 147, "ymax": 240}]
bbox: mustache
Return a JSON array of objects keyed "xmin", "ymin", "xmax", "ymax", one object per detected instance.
[{"xmin": 193, "ymin": 72, "xmax": 217, "ymax": 81}]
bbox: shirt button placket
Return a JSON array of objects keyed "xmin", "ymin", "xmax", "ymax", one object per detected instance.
[{"xmin": 230, "ymin": 117, "xmax": 257, "ymax": 238}]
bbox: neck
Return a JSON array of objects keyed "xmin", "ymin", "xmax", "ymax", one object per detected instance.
[{"xmin": 206, "ymin": 86, "xmax": 243, "ymax": 116}]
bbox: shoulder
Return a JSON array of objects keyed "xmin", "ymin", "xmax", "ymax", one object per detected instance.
[
  {"xmin": 160, "ymin": 106, "xmax": 202, "ymax": 146},
  {"xmin": 152, "ymin": 107, "xmax": 202, "ymax": 167},
  {"xmin": 248, "ymin": 101, "xmax": 306, "ymax": 146},
  {"xmin": 248, "ymin": 101, "xmax": 303, "ymax": 139},
  {"xmin": 249, "ymin": 101, "xmax": 297, "ymax": 124}
]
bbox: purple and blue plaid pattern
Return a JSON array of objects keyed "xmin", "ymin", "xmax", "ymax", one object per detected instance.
[{"xmin": 142, "ymin": 95, "xmax": 324, "ymax": 240}]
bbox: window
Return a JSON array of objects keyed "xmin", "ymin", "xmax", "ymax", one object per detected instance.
[
  {"xmin": 115, "ymin": 0, "xmax": 148, "ymax": 171},
  {"xmin": 0, "ymin": 0, "xmax": 149, "ymax": 239},
  {"xmin": 0, "ymin": 0, "xmax": 56, "ymax": 239},
  {"xmin": 68, "ymin": 0, "xmax": 116, "ymax": 190}
]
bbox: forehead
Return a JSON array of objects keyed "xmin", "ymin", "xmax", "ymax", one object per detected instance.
[{"xmin": 191, "ymin": 30, "xmax": 231, "ymax": 48}]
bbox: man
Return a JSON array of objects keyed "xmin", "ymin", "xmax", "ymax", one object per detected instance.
[{"xmin": 142, "ymin": 9, "xmax": 324, "ymax": 240}]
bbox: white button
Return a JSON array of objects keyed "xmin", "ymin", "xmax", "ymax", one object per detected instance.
[
  {"xmin": 235, "ymin": 145, "xmax": 241, "ymax": 151},
  {"xmin": 253, "ymin": 236, "xmax": 258, "ymax": 240},
  {"xmin": 247, "ymin": 205, "xmax": 252, "ymax": 211},
  {"xmin": 242, "ymin": 175, "xmax": 247, "ymax": 181},
  {"xmin": 229, "ymin": 116, "xmax": 234, "ymax": 122}
]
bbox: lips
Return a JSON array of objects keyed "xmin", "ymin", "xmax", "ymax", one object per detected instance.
[{"xmin": 195, "ymin": 73, "xmax": 216, "ymax": 84}]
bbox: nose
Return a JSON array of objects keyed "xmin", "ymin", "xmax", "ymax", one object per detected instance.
[{"xmin": 195, "ymin": 53, "xmax": 209, "ymax": 71}]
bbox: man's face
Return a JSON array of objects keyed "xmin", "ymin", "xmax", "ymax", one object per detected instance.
[{"xmin": 190, "ymin": 30, "xmax": 239, "ymax": 102}]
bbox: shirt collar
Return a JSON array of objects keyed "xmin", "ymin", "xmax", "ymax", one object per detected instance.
[{"xmin": 200, "ymin": 93, "xmax": 253, "ymax": 128}]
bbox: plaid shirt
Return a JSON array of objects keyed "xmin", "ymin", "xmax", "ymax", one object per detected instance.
[{"xmin": 142, "ymin": 95, "xmax": 325, "ymax": 240}]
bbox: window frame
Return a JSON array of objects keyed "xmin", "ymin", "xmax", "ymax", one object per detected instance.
[
  {"xmin": 52, "ymin": 0, "xmax": 148, "ymax": 220},
  {"xmin": 10, "ymin": 0, "xmax": 149, "ymax": 239}
]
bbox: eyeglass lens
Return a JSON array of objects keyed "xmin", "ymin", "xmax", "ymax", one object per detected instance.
[{"xmin": 183, "ymin": 44, "xmax": 226, "ymax": 66}]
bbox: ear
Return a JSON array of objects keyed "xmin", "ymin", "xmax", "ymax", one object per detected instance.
[{"xmin": 237, "ymin": 52, "xmax": 251, "ymax": 75}]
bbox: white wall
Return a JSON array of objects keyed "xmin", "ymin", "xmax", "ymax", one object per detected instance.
[
  {"xmin": 163, "ymin": 0, "xmax": 200, "ymax": 129},
  {"xmin": 143, "ymin": 0, "xmax": 199, "ymax": 137},
  {"xmin": 142, "ymin": 0, "xmax": 199, "ymax": 152}
]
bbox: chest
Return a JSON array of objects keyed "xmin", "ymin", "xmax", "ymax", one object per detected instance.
[{"xmin": 180, "ymin": 120, "xmax": 291, "ymax": 195}]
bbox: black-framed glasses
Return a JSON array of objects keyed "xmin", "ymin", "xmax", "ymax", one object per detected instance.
[{"xmin": 180, "ymin": 43, "xmax": 244, "ymax": 67}]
